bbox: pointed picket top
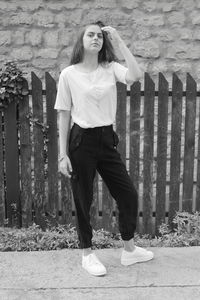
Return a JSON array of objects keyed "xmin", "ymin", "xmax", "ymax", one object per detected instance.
[{"xmin": 144, "ymin": 72, "xmax": 155, "ymax": 94}]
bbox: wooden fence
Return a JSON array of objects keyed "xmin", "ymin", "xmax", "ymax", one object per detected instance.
[{"xmin": 0, "ymin": 72, "xmax": 200, "ymax": 235}]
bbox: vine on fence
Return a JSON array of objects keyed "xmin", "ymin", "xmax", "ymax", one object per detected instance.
[{"xmin": 0, "ymin": 61, "xmax": 29, "ymax": 109}]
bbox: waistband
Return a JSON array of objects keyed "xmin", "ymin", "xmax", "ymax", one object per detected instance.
[{"xmin": 73, "ymin": 123, "xmax": 113, "ymax": 133}]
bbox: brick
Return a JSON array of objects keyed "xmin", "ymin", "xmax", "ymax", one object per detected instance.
[
  {"xmin": 32, "ymin": 58, "xmax": 57, "ymax": 69},
  {"xmin": 33, "ymin": 11, "xmax": 55, "ymax": 27},
  {"xmin": 12, "ymin": 30, "xmax": 25, "ymax": 45},
  {"xmin": 120, "ymin": 0, "xmax": 139, "ymax": 9},
  {"xmin": 167, "ymin": 12, "xmax": 185, "ymax": 26},
  {"xmin": 192, "ymin": 15, "xmax": 200, "ymax": 25},
  {"xmin": 48, "ymin": 0, "xmax": 84, "ymax": 10},
  {"xmin": 59, "ymin": 30, "xmax": 73, "ymax": 46},
  {"xmin": 151, "ymin": 60, "xmax": 168, "ymax": 74},
  {"xmin": 3, "ymin": 12, "xmax": 33, "ymax": 26},
  {"xmin": 132, "ymin": 41, "xmax": 160, "ymax": 58},
  {"xmin": 134, "ymin": 26, "xmax": 152, "ymax": 40},
  {"xmin": 55, "ymin": 10, "xmax": 83, "ymax": 27},
  {"xmin": 16, "ymin": 0, "xmax": 44, "ymax": 11},
  {"xmin": 25, "ymin": 30, "xmax": 43, "ymax": 46},
  {"xmin": 193, "ymin": 30, "xmax": 200, "ymax": 40},
  {"xmin": 158, "ymin": 30, "xmax": 174, "ymax": 42},
  {"xmin": 136, "ymin": 15, "xmax": 164, "ymax": 27},
  {"xmin": 0, "ymin": 31, "xmax": 11, "ymax": 45},
  {"xmin": 143, "ymin": 1, "xmax": 157, "ymax": 12},
  {"xmin": 36, "ymin": 49, "xmax": 58, "ymax": 59},
  {"xmin": 166, "ymin": 44, "xmax": 192, "ymax": 60},
  {"xmin": 11, "ymin": 47, "xmax": 33, "ymax": 61},
  {"xmin": 44, "ymin": 31, "xmax": 59, "ymax": 47},
  {"xmin": 93, "ymin": 0, "xmax": 117, "ymax": 8},
  {"xmin": 179, "ymin": 29, "xmax": 193, "ymax": 40},
  {"xmin": 161, "ymin": 3, "xmax": 177, "ymax": 12}
]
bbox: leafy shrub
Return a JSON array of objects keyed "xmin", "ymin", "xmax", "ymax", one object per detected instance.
[
  {"xmin": 0, "ymin": 211, "xmax": 200, "ymax": 251},
  {"xmin": 0, "ymin": 61, "xmax": 28, "ymax": 109}
]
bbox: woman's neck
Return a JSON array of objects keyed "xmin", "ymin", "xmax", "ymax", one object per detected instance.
[{"xmin": 81, "ymin": 54, "xmax": 99, "ymax": 71}]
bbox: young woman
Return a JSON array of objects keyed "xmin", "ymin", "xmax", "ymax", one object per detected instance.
[{"xmin": 54, "ymin": 21, "xmax": 153, "ymax": 276}]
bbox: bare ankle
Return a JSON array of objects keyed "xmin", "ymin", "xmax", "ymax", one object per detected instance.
[
  {"xmin": 83, "ymin": 248, "xmax": 92, "ymax": 256},
  {"xmin": 123, "ymin": 239, "xmax": 136, "ymax": 252}
]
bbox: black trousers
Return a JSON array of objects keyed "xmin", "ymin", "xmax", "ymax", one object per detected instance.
[{"xmin": 69, "ymin": 123, "xmax": 138, "ymax": 249}]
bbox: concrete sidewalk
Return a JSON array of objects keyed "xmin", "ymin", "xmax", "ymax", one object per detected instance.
[{"xmin": 0, "ymin": 247, "xmax": 200, "ymax": 300}]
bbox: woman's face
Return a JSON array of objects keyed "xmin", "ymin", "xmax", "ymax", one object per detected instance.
[{"xmin": 82, "ymin": 25, "xmax": 104, "ymax": 54}]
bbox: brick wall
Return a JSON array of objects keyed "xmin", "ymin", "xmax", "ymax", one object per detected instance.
[{"xmin": 0, "ymin": 0, "xmax": 200, "ymax": 87}]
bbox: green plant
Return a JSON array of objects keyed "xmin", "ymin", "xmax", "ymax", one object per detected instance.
[
  {"xmin": 0, "ymin": 61, "xmax": 28, "ymax": 109},
  {"xmin": 0, "ymin": 212, "xmax": 200, "ymax": 251}
]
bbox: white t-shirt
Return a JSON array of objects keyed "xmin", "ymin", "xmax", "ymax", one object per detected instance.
[{"xmin": 54, "ymin": 61, "xmax": 128, "ymax": 128}]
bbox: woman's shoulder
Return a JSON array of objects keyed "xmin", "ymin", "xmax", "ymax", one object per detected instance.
[
  {"xmin": 60, "ymin": 65, "xmax": 75, "ymax": 77},
  {"xmin": 101, "ymin": 61, "xmax": 120, "ymax": 70}
]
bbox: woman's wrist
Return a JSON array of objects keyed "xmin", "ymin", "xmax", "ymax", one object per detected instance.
[{"xmin": 59, "ymin": 154, "xmax": 68, "ymax": 162}]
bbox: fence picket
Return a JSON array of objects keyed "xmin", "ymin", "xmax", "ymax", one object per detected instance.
[
  {"xmin": 155, "ymin": 73, "xmax": 169, "ymax": 233},
  {"xmin": 169, "ymin": 74, "xmax": 183, "ymax": 225},
  {"xmin": 61, "ymin": 175, "xmax": 73, "ymax": 225},
  {"xmin": 130, "ymin": 81, "xmax": 141, "ymax": 192},
  {"xmin": 116, "ymin": 82, "xmax": 127, "ymax": 163},
  {"xmin": 196, "ymin": 95, "xmax": 200, "ymax": 211},
  {"xmin": 31, "ymin": 72, "xmax": 45, "ymax": 228},
  {"xmin": 4, "ymin": 101, "xmax": 20, "ymax": 227},
  {"xmin": 130, "ymin": 81, "xmax": 141, "ymax": 233},
  {"xmin": 45, "ymin": 72, "xmax": 59, "ymax": 222},
  {"xmin": 182, "ymin": 73, "xmax": 196, "ymax": 212},
  {"xmin": 90, "ymin": 174, "xmax": 100, "ymax": 230},
  {"xmin": 0, "ymin": 111, "xmax": 5, "ymax": 226},
  {"xmin": 19, "ymin": 79, "xmax": 32, "ymax": 227},
  {"xmin": 143, "ymin": 73, "xmax": 155, "ymax": 234}
]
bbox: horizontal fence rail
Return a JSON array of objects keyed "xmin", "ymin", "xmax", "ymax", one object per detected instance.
[{"xmin": 0, "ymin": 72, "xmax": 200, "ymax": 235}]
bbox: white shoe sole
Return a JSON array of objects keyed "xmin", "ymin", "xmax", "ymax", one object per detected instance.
[
  {"xmin": 82, "ymin": 266, "xmax": 107, "ymax": 276},
  {"xmin": 121, "ymin": 252, "xmax": 154, "ymax": 266}
]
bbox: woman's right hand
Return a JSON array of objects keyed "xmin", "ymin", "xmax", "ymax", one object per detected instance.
[{"xmin": 59, "ymin": 155, "xmax": 73, "ymax": 178}]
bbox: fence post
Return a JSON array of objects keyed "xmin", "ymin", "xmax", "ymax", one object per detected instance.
[
  {"xmin": 169, "ymin": 73, "xmax": 183, "ymax": 225},
  {"xmin": 143, "ymin": 73, "xmax": 155, "ymax": 235},
  {"xmin": 182, "ymin": 73, "xmax": 196, "ymax": 212},
  {"xmin": 19, "ymin": 78, "xmax": 32, "ymax": 227},
  {"xmin": 155, "ymin": 73, "xmax": 169, "ymax": 234}
]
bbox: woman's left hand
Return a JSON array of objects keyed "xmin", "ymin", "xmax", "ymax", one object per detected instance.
[{"xmin": 101, "ymin": 26, "xmax": 123, "ymax": 44}]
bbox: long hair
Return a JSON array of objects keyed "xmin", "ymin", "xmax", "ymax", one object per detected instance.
[{"xmin": 69, "ymin": 21, "xmax": 118, "ymax": 65}]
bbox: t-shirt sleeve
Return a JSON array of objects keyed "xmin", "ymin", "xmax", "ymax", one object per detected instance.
[
  {"xmin": 112, "ymin": 62, "xmax": 128, "ymax": 84},
  {"xmin": 54, "ymin": 71, "xmax": 72, "ymax": 111}
]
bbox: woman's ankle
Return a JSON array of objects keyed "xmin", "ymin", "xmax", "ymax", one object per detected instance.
[
  {"xmin": 82, "ymin": 247, "xmax": 92, "ymax": 256},
  {"xmin": 123, "ymin": 238, "xmax": 136, "ymax": 252}
]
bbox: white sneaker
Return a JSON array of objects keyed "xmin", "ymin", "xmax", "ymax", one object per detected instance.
[
  {"xmin": 121, "ymin": 246, "xmax": 154, "ymax": 266},
  {"xmin": 82, "ymin": 253, "xmax": 107, "ymax": 276}
]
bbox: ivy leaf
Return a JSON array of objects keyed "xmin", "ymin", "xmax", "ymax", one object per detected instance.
[{"xmin": 22, "ymin": 88, "xmax": 29, "ymax": 95}]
